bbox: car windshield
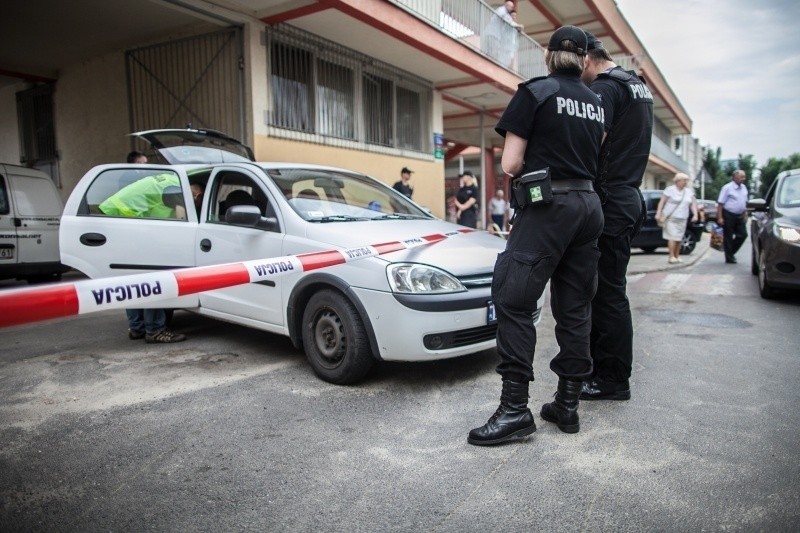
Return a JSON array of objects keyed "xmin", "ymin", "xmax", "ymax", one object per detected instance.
[
  {"xmin": 777, "ymin": 175, "xmax": 800, "ymax": 207},
  {"xmin": 266, "ymin": 168, "xmax": 432, "ymax": 222}
]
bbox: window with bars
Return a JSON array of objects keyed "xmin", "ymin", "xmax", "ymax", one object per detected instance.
[
  {"xmin": 267, "ymin": 26, "xmax": 432, "ymax": 154},
  {"xmin": 16, "ymin": 84, "xmax": 57, "ymax": 165}
]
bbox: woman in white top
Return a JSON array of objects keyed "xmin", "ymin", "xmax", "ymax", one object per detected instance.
[{"xmin": 655, "ymin": 173, "xmax": 699, "ymax": 264}]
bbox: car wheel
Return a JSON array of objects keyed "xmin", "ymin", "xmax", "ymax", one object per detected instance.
[
  {"xmin": 679, "ymin": 231, "xmax": 697, "ymax": 255},
  {"xmin": 758, "ymin": 251, "xmax": 776, "ymax": 299},
  {"xmin": 751, "ymin": 245, "xmax": 759, "ymax": 276},
  {"xmin": 301, "ymin": 289, "xmax": 373, "ymax": 384},
  {"xmin": 640, "ymin": 247, "xmax": 656, "ymax": 253}
]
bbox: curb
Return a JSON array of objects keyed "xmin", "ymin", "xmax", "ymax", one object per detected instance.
[{"xmin": 627, "ymin": 234, "xmax": 711, "ymax": 275}]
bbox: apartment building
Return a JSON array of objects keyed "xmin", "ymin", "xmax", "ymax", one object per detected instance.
[{"xmin": 0, "ymin": 0, "xmax": 693, "ymax": 222}]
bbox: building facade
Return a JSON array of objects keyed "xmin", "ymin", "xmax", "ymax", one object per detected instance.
[{"xmin": 0, "ymin": 0, "xmax": 694, "ymax": 224}]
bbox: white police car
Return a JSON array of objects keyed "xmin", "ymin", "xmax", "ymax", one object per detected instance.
[{"xmin": 60, "ymin": 129, "xmax": 542, "ymax": 384}]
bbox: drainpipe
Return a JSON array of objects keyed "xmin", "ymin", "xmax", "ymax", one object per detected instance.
[{"xmin": 479, "ymin": 109, "xmax": 486, "ymax": 230}]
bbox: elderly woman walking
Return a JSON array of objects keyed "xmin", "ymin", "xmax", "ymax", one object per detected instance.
[{"xmin": 656, "ymin": 172, "xmax": 699, "ymax": 263}]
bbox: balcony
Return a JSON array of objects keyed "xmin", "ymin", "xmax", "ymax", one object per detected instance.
[
  {"xmin": 650, "ymin": 134, "xmax": 690, "ymax": 174},
  {"xmin": 391, "ymin": 0, "xmax": 639, "ymax": 80}
]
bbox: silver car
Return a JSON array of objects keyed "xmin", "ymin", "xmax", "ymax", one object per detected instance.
[{"xmin": 60, "ymin": 129, "xmax": 543, "ymax": 384}]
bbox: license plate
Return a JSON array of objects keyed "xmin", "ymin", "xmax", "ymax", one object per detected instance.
[
  {"xmin": 486, "ymin": 300, "xmax": 497, "ymax": 325},
  {"xmin": 0, "ymin": 247, "xmax": 13, "ymax": 260}
]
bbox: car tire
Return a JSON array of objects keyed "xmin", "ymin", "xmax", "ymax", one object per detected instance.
[
  {"xmin": 751, "ymin": 246, "xmax": 759, "ymax": 276},
  {"xmin": 301, "ymin": 289, "xmax": 373, "ymax": 385},
  {"xmin": 640, "ymin": 247, "xmax": 656, "ymax": 253},
  {"xmin": 758, "ymin": 251, "xmax": 776, "ymax": 299},
  {"xmin": 679, "ymin": 231, "xmax": 697, "ymax": 255}
]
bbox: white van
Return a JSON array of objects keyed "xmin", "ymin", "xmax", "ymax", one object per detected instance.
[{"xmin": 0, "ymin": 163, "xmax": 68, "ymax": 282}]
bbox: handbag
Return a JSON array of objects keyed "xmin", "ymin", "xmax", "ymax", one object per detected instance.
[
  {"xmin": 658, "ymin": 189, "xmax": 686, "ymax": 227},
  {"xmin": 710, "ymin": 224, "xmax": 724, "ymax": 251}
]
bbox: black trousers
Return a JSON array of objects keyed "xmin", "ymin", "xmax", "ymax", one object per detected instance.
[
  {"xmin": 722, "ymin": 209, "xmax": 748, "ymax": 261},
  {"xmin": 493, "ymin": 190, "xmax": 603, "ymax": 382},
  {"xmin": 590, "ymin": 229, "xmax": 635, "ymax": 382}
]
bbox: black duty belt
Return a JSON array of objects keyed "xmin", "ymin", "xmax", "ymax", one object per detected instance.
[{"xmin": 551, "ymin": 179, "xmax": 594, "ymax": 193}]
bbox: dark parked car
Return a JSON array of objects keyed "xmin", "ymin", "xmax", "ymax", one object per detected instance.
[
  {"xmin": 631, "ymin": 190, "xmax": 704, "ymax": 255},
  {"xmin": 748, "ymin": 168, "xmax": 800, "ymax": 299},
  {"xmin": 697, "ymin": 199, "xmax": 718, "ymax": 231}
]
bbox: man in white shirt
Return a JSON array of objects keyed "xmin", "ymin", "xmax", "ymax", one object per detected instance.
[{"xmin": 716, "ymin": 169, "xmax": 749, "ymax": 264}]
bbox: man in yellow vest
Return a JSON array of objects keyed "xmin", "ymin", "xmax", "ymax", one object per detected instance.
[
  {"xmin": 99, "ymin": 172, "xmax": 186, "ymax": 220},
  {"xmin": 100, "ymin": 151, "xmax": 188, "ymax": 344}
]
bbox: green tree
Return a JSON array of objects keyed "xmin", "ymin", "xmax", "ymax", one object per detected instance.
[{"xmin": 758, "ymin": 153, "xmax": 800, "ymax": 197}]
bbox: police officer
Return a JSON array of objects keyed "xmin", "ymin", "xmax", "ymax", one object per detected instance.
[
  {"xmin": 579, "ymin": 31, "xmax": 654, "ymax": 402},
  {"xmin": 468, "ymin": 26, "xmax": 604, "ymax": 446}
]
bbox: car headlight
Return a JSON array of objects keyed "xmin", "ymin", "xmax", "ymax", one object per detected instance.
[
  {"xmin": 387, "ymin": 263, "xmax": 466, "ymax": 294},
  {"xmin": 775, "ymin": 224, "xmax": 800, "ymax": 243}
]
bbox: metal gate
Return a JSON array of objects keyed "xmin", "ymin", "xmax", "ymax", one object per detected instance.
[{"xmin": 126, "ymin": 28, "xmax": 244, "ymax": 141}]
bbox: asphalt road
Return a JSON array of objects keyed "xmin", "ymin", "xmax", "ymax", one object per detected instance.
[{"xmin": 1, "ymin": 237, "xmax": 799, "ymax": 532}]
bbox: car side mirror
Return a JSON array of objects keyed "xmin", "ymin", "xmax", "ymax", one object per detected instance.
[
  {"xmin": 747, "ymin": 198, "xmax": 767, "ymax": 212},
  {"xmin": 225, "ymin": 205, "xmax": 279, "ymax": 231}
]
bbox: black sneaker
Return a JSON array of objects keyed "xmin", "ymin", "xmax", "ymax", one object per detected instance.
[
  {"xmin": 128, "ymin": 329, "xmax": 146, "ymax": 340},
  {"xmin": 145, "ymin": 330, "xmax": 187, "ymax": 344}
]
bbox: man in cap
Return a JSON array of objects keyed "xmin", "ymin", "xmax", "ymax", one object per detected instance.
[
  {"xmin": 468, "ymin": 25, "xmax": 605, "ymax": 445},
  {"xmin": 393, "ymin": 167, "xmax": 414, "ymax": 199},
  {"xmin": 579, "ymin": 30, "xmax": 654, "ymax": 402}
]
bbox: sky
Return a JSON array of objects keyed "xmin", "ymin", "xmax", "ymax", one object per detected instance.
[{"xmin": 614, "ymin": 0, "xmax": 800, "ymax": 167}]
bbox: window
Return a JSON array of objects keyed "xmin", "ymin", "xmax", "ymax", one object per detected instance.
[
  {"xmin": 271, "ymin": 43, "xmax": 314, "ymax": 132},
  {"xmin": 16, "ymin": 84, "xmax": 57, "ymax": 165},
  {"xmin": 0, "ymin": 176, "xmax": 8, "ymax": 215},
  {"xmin": 82, "ymin": 169, "xmax": 188, "ymax": 221},
  {"xmin": 363, "ymin": 73, "xmax": 393, "ymax": 147},
  {"xmin": 318, "ymin": 60, "xmax": 354, "ymax": 139},
  {"xmin": 397, "ymin": 85, "xmax": 424, "ymax": 151},
  {"xmin": 209, "ymin": 171, "xmax": 277, "ymax": 231},
  {"xmin": 267, "ymin": 26, "xmax": 432, "ymax": 154}
]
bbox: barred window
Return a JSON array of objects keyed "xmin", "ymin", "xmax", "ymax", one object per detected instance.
[
  {"xmin": 271, "ymin": 43, "xmax": 314, "ymax": 133},
  {"xmin": 318, "ymin": 59, "xmax": 354, "ymax": 139},
  {"xmin": 267, "ymin": 25, "xmax": 432, "ymax": 154},
  {"xmin": 397, "ymin": 86, "xmax": 424, "ymax": 151},
  {"xmin": 363, "ymin": 73, "xmax": 393, "ymax": 147}
]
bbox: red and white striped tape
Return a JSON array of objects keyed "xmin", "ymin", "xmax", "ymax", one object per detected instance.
[{"xmin": 0, "ymin": 229, "xmax": 474, "ymax": 329}]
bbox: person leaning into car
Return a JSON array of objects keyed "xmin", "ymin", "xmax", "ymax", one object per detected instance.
[
  {"xmin": 716, "ymin": 169, "xmax": 749, "ymax": 264},
  {"xmin": 97, "ymin": 151, "xmax": 188, "ymax": 345},
  {"xmin": 579, "ymin": 30, "xmax": 654, "ymax": 403},
  {"xmin": 468, "ymin": 26, "xmax": 604, "ymax": 446}
]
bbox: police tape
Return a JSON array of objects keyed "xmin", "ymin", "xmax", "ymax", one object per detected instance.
[{"xmin": 0, "ymin": 229, "xmax": 474, "ymax": 329}]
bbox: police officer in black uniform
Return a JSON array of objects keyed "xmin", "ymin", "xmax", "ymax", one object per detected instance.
[
  {"xmin": 580, "ymin": 31, "xmax": 654, "ymax": 402},
  {"xmin": 468, "ymin": 26, "xmax": 605, "ymax": 446}
]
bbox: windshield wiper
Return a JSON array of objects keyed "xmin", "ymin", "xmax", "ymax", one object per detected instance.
[
  {"xmin": 373, "ymin": 213, "xmax": 427, "ymax": 220},
  {"xmin": 309, "ymin": 214, "xmax": 369, "ymax": 223}
]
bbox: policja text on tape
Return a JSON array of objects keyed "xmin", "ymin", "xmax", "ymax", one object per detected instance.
[{"xmin": 0, "ymin": 230, "xmax": 473, "ymax": 329}]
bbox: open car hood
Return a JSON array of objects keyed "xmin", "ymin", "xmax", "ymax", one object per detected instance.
[{"xmin": 130, "ymin": 128, "xmax": 255, "ymax": 164}]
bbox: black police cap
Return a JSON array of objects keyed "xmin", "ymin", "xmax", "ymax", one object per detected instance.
[
  {"xmin": 547, "ymin": 25, "xmax": 587, "ymax": 54},
  {"xmin": 584, "ymin": 30, "xmax": 604, "ymax": 51}
]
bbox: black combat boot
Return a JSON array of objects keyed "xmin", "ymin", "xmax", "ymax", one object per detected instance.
[
  {"xmin": 468, "ymin": 380, "xmax": 536, "ymax": 446},
  {"xmin": 540, "ymin": 378, "xmax": 582, "ymax": 434},
  {"xmin": 579, "ymin": 377, "xmax": 631, "ymax": 401}
]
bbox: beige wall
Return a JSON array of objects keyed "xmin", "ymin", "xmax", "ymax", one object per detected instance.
[
  {"xmin": 53, "ymin": 52, "xmax": 130, "ymax": 201},
  {"xmin": 0, "ymin": 82, "xmax": 24, "ymax": 165},
  {"xmin": 254, "ymin": 135, "xmax": 445, "ymax": 218}
]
